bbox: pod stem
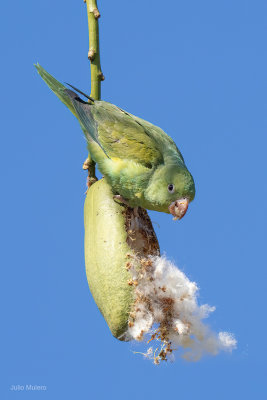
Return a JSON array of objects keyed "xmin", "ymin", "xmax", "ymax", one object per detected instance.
[{"xmin": 83, "ymin": 0, "xmax": 104, "ymax": 186}]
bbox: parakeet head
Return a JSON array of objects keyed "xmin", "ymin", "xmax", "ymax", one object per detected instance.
[{"xmin": 145, "ymin": 164, "xmax": 195, "ymax": 220}]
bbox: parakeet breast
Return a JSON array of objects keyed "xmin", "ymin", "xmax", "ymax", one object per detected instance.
[{"xmin": 100, "ymin": 157, "xmax": 154, "ymax": 207}]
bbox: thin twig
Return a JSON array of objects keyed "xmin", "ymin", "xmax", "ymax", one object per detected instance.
[
  {"xmin": 83, "ymin": 0, "xmax": 104, "ymax": 186},
  {"xmin": 86, "ymin": 0, "xmax": 104, "ymax": 100}
]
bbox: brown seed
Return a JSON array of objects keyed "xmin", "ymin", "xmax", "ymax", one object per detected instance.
[{"xmin": 125, "ymin": 262, "xmax": 132, "ymax": 270}]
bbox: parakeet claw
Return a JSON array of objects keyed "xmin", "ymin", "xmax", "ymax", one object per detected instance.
[
  {"xmin": 113, "ymin": 195, "xmax": 130, "ymax": 207},
  {"xmin": 169, "ymin": 198, "xmax": 189, "ymax": 221}
]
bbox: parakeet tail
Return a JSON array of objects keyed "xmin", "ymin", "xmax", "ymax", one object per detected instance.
[
  {"xmin": 35, "ymin": 63, "xmax": 77, "ymax": 117},
  {"xmin": 35, "ymin": 63, "xmax": 109, "ymax": 161}
]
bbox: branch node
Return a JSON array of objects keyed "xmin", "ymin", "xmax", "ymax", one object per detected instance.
[
  {"xmin": 88, "ymin": 48, "xmax": 96, "ymax": 61},
  {"xmin": 98, "ymin": 72, "xmax": 105, "ymax": 81},
  {"xmin": 83, "ymin": 158, "xmax": 90, "ymax": 170},
  {"xmin": 93, "ymin": 8, "xmax": 100, "ymax": 19}
]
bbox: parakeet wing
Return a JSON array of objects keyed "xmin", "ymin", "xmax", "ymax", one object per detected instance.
[
  {"xmin": 65, "ymin": 89, "xmax": 110, "ymax": 158},
  {"xmin": 128, "ymin": 112, "xmax": 185, "ymax": 164},
  {"xmin": 72, "ymin": 99, "xmax": 164, "ymax": 168},
  {"xmin": 36, "ymin": 64, "xmax": 183, "ymax": 167}
]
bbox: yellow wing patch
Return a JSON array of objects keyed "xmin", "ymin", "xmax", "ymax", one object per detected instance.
[{"xmin": 109, "ymin": 158, "xmax": 149, "ymax": 177}]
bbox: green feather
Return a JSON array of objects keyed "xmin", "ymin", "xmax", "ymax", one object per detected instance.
[{"xmin": 35, "ymin": 63, "xmax": 77, "ymax": 117}]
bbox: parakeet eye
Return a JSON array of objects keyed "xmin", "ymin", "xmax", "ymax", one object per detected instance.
[{"xmin": 168, "ymin": 184, "xmax": 175, "ymax": 193}]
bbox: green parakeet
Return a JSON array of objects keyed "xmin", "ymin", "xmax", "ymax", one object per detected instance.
[{"xmin": 36, "ymin": 64, "xmax": 195, "ymax": 220}]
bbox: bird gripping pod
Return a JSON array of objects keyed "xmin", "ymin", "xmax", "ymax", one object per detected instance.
[{"xmin": 84, "ymin": 178, "xmax": 159, "ymax": 340}]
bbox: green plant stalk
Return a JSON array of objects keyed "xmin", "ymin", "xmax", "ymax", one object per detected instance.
[
  {"xmin": 86, "ymin": 0, "xmax": 104, "ymax": 100},
  {"xmin": 84, "ymin": 0, "xmax": 104, "ymax": 185}
]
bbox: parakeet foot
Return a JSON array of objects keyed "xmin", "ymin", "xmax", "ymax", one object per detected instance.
[
  {"xmin": 113, "ymin": 195, "xmax": 130, "ymax": 207},
  {"xmin": 113, "ymin": 196, "xmax": 139, "ymax": 217}
]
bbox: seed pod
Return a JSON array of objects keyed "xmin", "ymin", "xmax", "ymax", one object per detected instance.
[{"xmin": 84, "ymin": 178, "xmax": 159, "ymax": 340}]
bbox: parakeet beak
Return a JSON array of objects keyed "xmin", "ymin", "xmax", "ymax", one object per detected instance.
[{"xmin": 169, "ymin": 198, "xmax": 189, "ymax": 221}]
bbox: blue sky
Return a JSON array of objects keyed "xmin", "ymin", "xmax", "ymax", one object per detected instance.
[{"xmin": 1, "ymin": 0, "xmax": 265, "ymax": 398}]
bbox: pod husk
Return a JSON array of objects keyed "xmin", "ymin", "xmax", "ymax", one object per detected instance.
[{"xmin": 84, "ymin": 178, "xmax": 159, "ymax": 340}]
